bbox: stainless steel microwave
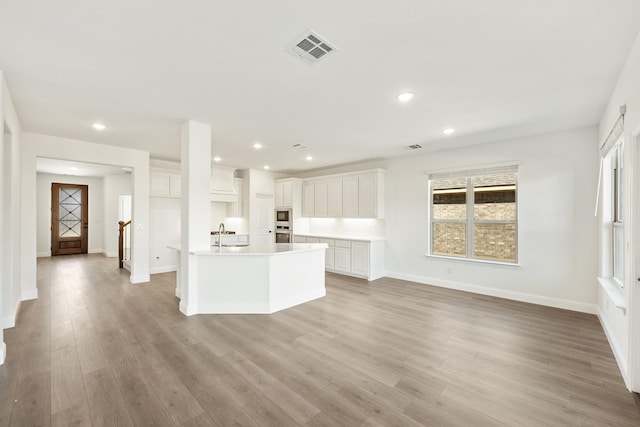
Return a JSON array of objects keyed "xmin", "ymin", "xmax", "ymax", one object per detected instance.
[{"xmin": 275, "ymin": 209, "xmax": 291, "ymax": 223}]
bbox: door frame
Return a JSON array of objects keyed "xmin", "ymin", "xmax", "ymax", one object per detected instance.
[
  {"xmin": 51, "ymin": 183, "xmax": 89, "ymax": 255},
  {"xmin": 630, "ymin": 123, "xmax": 640, "ymax": 392}
]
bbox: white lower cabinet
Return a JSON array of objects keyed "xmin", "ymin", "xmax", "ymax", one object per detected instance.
[
  {"xmin": 350, "ymin": 241, "xmax": 370, "ymax": 276},
  {"xmin": 319, "ymin": 238, "xmax": 335, "ymax": 270},
  {"xmin": 295, "ymin": 235, "xmax": 384, "ymax": 280}
]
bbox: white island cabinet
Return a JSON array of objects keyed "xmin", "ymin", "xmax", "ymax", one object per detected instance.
[{"xmin": 170, "ymin": 243, "xmax": 327, "ymax": 314}]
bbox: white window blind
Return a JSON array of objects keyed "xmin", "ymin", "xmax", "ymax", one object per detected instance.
[{"xmin": 427, "ymin": 164, "xmax": 518, "ymax": 181}]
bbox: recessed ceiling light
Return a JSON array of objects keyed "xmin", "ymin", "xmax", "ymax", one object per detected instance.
[
  {"xmin": 306, "ymin": 156, "xmax": 313, "ymax": 161},
  {"xmin": 213, "ymin": 156, "xmax": 221, "ymax": 162},
  {"xmin": 253, "ymin": 142, "xmax": 263, "ymax": 149},
  {"xmin": 263, "ymin": 165, "xmax": 270, "ymax": 170},
  {"xmin": 397, "ymin": 92, "xmax": 414, "ymax": 103},
  {"xmin": 92, "ymin": 123, "xmax": 106, "ymax": 131},
  {"xmin": 443, "ymin": 128, "xmax": 455, "ymax": 135}
]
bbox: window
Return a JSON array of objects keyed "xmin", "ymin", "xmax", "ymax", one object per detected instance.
[
  {"xmin": 429, "ymin": 166, "xmax": 517, "ymax": 263},
  {"xmin": 610, "ymin": 144, "xmax": 624, "ymax": 285}
]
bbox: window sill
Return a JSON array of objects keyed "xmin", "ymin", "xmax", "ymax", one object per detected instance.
[
  {"xmin": 425, "ymin": 253, "xmax": 520, "ymax": 267},
  {"xmin": 597, "ymin": 277, "xmax": 626, "ymax": 314}
]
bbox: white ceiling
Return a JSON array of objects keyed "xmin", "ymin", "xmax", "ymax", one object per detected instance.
[{"xmin": 2, "ymin": 1, "xmax": 640, "ymax": 174}]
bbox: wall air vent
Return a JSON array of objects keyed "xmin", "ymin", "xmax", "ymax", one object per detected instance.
[
  {"xmin": 292, "ymin": 143, "xmax": 309, "ymax": 149},
  {"xmin": 288, "ymin": 30, "xmax": 337, "ymax": 65},
  {"xmin": 407, "ymin": 144, "xmax": 423, "ymax": 150}
]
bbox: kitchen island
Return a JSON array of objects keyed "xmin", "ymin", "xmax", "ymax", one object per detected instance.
[{"xmin": 170, "ymin": 243, "xmax": 327, "ymax": 314}]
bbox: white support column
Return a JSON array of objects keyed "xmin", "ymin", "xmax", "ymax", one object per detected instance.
[{"xmin": 179, "ymin": 121, "xmax": 211, "ymax": 316}]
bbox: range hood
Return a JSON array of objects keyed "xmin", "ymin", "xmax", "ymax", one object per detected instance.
[{"xmin": 211, "ymin": 166, "xmax": 239, "ymax": 203}]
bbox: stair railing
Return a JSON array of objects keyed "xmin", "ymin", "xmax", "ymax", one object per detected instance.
[{"xmin": 118, "ymin": 220, "xmax": 132, "ymax": 268}]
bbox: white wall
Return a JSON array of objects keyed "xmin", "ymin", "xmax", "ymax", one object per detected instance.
[
  {"xmin": 597, "ymin": 33, "xmax": 640, "ymax": 391},
  {"xmin": 21, "ymin": 132, "xmax": 150, "ymax": 285},
  {"xmin": 103, "ymin": 173, "xmax": 132, "ymax": 257},
  {"xmin": 36, "ymin": 173, "xmax": 104, "ymax": 256},
  {"xmin": 383, "ymin": 127, "xmax": 599, "ymax": 312},
  {"xmin": 0, "ymin": 70, "xmax": 22, "ymax": 363}
]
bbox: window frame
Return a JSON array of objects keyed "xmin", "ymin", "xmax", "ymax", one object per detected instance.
[
  {"xmin": 610, "ymin": 143, "xmax": 624, "ymax": 287},
  {"xmin": 428, "ymin": 166, "xmax": 518, "ymax": 264}
]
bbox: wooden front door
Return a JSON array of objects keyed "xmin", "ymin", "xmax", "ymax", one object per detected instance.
[{"xmin": 51, "ymin": 183, "xmax": 88, "ymax": 255}]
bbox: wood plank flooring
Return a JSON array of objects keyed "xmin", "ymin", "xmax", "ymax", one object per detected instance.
[{"xmin": 1, "ymin": 254, "xmax": 639, "ymax": 426}]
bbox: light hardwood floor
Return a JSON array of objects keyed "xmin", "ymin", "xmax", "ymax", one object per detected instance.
[{"xmin": 1, "ymin": 254, "xmax": 639, "ymax": 426}]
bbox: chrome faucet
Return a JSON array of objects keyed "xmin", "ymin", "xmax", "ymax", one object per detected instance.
[{"xmin": 218, "ymin": 223, "xmax": 225, "ymax": 248}]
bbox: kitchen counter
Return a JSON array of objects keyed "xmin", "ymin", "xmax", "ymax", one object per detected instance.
[
  {"xmin": 294, "ymin": 233, "xmax": 386, "ymax": 242},
  {"xmin": 194, "ymin": 243, "xmax": 327, "ymax": 256},
  {"xmin": 170, "ymin": 242, "xmax": 327, "ymax": 314}
]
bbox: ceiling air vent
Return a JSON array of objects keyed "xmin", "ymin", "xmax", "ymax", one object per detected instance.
[
  {"xmin": 288, "ymin": 30, "xmax": 337, "ymax": 64},
  {"xmin": 292, "ymin": 143, "xmax": 309, "ymax": 149},
  {"xmin": 407, "ymin": 144, "xmax": 423, "ymax": 150}
]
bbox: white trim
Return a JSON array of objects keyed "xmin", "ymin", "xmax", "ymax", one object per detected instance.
[
  {"xmin": 21, "ymin": 289, "xmax": 38, "ymax": 301},
  {"xmin": 103, "ymin": 251, "xmax": 118, "ymax": 258},
  {"xmin": 179, "ymin": 300, "xmax": 198, "ymax": 316},
  {"xmin": 88, "ymin": 249, "xmax": 102, "ymax": 254},
  {"xmin": 129, "ymin": 274, "xmax": 150, "ymax": 284},
  {"xmin": 0, "ymin": 342, "xmax": 6, "ymax": 365},
  {"xmin": 425, "ymin": 253, "xmax": 520, "ymax": 268},
  {"xmin": 150, "ymin": 265, "xmax": 177, "ymax": 274},
  {"xmin": 597, "ymin": 305, "xmax": 631, "ymax": 390},
  {"xmin": 425, "ymin": 160, "xmax": 520, "ymax": 177},
  {"xmin": 37, "ymin": 252, "xmax": 50, "ymax": 258},
  {"xmin": 269, "ymin": 288, "xmax": 326, "ymax": 313},
  {"xmin": 175, "ymin": 287, "xmax": 181, "ymax": 298},
  {"xmin": 1, "ymin": 300, "xmax": 21, "ymax": 328},
  {"xmin": 385, "ymin": 270, "xmax": 597, "ymax": 314},
  {"xmin": 198, "ymin": 302, "xmax": 268, "ymax": 314},
  {"xmin": 597, "ymin": 277, "xmax": 626, "ymax": 313}
]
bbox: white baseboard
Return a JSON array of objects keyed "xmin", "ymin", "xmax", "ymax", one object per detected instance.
[
  {"xmin": 150, "ymin": 265, "xmax": 177, "ymax": 274},
  {"xmin": 385, "ymin": 271, "xmax": 597, "ymax": 314},
  {"xmin": 22, "ymin": 289, "xmax": 38, "ymax": 301},
  {"xmin": 37, "ymin": 252, "xmax": 50, "ymax": 258},
  {"xmin": 1, "ymin": 300, "xmax": 21, "ymax": 329},
  {"xmin": 597, "ymin": 306, "xmax": 631, "ymax": 390},
  {"xmin": 270, "ymin": 289, "xmax": 326, "ymax": 313},
  {"xmin": 0, "ymin": 342, "xmax": 6, "ymax": 365},
  {"xmin": 103, "ymin": 251, "xmax": 118, "ymax": 258},
  {"xmin": 130, "ymin": 274, "xmax": 150, "ymax": 284}
]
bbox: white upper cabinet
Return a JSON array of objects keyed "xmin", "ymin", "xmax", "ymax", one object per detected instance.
[
  {"xmin": 341, "ymin": 176, "xmax": 358, "ymax": 218},
  {"xmin": 150, "ymin": 168, "xmax": 181, "ymax": 198},
  {"xmin": 275, "ymin": 180, "xmax": 295, "ymax": 208},
  {"xmin": 314, "ymin": 180, "xmax": 328, "ymax": 217},
  {"xmin": 358, "ymin": 173, "xmax": 378, "ymax": 218},
  {"xmin": 327, "ymin": 178, "xmax": 343, "ymax": 217},
  {"xmin": 302, "ymin": 181, "xmax": 315, "ymax": 217},
  {"xmin": 275, "ymin": 182, "xmax": 284, "ymax": 207},
  {"xmin": 301, "ymin": 169, "xmax": 385, "ymax": 218}
]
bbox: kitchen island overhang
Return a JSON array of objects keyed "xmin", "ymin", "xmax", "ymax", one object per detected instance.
[{"xmin": 170, "ymin": 243, "xmax": 328, "ymax": 314}]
